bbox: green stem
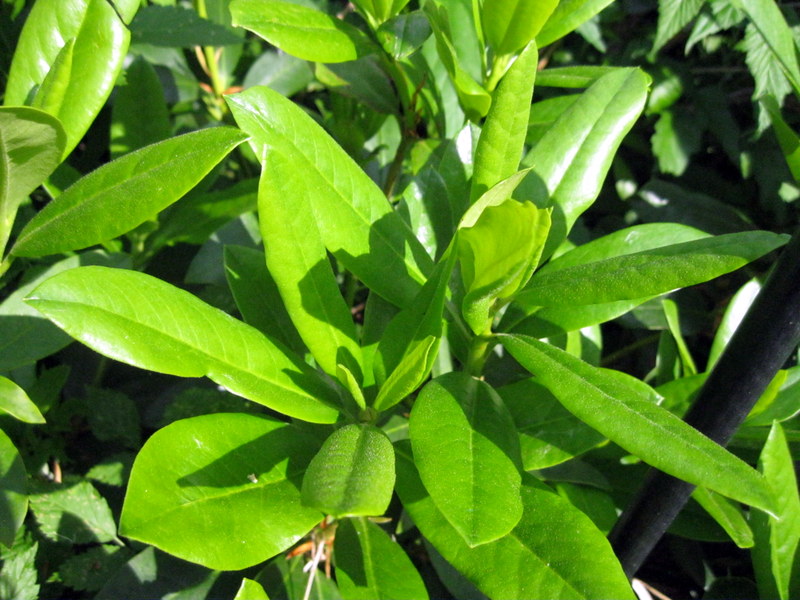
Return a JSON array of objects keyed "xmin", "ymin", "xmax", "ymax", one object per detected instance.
[
  {"xmin": 383, "ymin": 134, "xmax": 413, "ymax": 200},
  {"xmin": 194, "ymin": 0, "xmax": 226, "ymax": 99},
  {"xmin": 485, "ymin": 52, "xmax": 513, "ymax": 92},
  {"xmin": 466, "ymin": 331, "xmax": 495, "ymax": 378}
]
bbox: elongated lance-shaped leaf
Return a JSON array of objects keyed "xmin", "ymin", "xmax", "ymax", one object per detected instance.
[
  {"xmin": 0, "ymin": 376, "xmax": 45, "ymax": 424},
  {"xmin": 471, "ymin": 41, "xmax": 538, "ymax": 202},
  {"xmin": 409, "ymin": 373, "xmax": 523, "ymax": 547},
  {"xmin": 26, "ymin": 266, "xmax": 341, "ymax": 424},
  {"xmin": 4, "ymin": 0, "xmax": 139, "ymax": 158},
  {"xmin": 536, "ymin": 0, "xmax": 616, "ymax": 48},
  {"xmin": 301, "ymin": 424, "xmax": 395, "ymax": 517},
  {"xmin": 259, "ymin": 149, "xmax": 364, "ymax": 383},
  {"xmin": 500, "ymin": 334, "xmax": 777, "ymax": 515},
  {"xmin": 515, "ymin": 231, "xmax": 788, "ymax": 308},
  {"xmin": 0, "ymin": 106, "xmax": 65, "ymax": 257},
  {"xmin": 226, "ymin": 86, "xmax": 432, "ymax": 308},
  {"xmin": 395, "ymin": 441, "xmax": 636, "ymax": 599},
  {"xmin": 692, "ymin": 487, "xmax": 754, "ymax": 549},
  {"xmin": 230, "ymin": 0, "xmax": 378, "ymax": 63},
  {"xmin": 120, "ymin": 413, "xmax": 324, "ymax": 570},
  {"xmin": 11, "ymin": 127, "xmax": 248, "ymax": 258},
  {"xmin": 480, "ymin": 0, "xmax": 557, "ymax": 56},
  {"xmin": 0, "ymin": 429, "xmax": 28, "ymax": 548},
  {"xmin": 751, "ymin": 422, "xmax": 800, "ymax": 600},
  {"xmin": 518, "ymin": 68, "xmax": 649, "ymax": 257},
  {"xmin": 335, "ymin": 517, "xmax": 429, "ymax": 600}
]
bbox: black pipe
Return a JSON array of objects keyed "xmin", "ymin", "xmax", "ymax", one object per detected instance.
[{"xmin": 608, "ymin": 227, "xmax": 800, "ymax": 579}]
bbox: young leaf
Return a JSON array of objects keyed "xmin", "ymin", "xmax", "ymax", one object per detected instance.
[
  {"xmin": 518, "ymin": 68, "xmax": 649, "ymax": 256},
  {"xmin": 26, "ymin": 266, "xmax": 341, "ymax": 424},
  {"xmin": 0, "ymin": 107, "xmax": 65, "ymax": 256},
  {"xmin": 500, "ymin": 334, "xmax": 777, "ymax": 515},
  {"xmin": 227, "ymin": 86, "xmax": 432, "ymax": 308},
  {"xmin": 409, "ymin": 373, "xmax": 523, "ymax": 546},
  {"xmin": 335, "ymin": 517, "xmax": 429, "ymax": 600},
  {"xmin": 4, "ymin": 0, "xmax": 139, "ymax": 157},
  {"xmin": 395, "ymin": 442, "xmax": 635, "ymax": 599},
  {"xmin": 471, "ymin": 41, "xmax": 538, "ymax": 202},
  {"xmin": 11, "ymin": 127, "xmax": 248, "ymax": 258},
  {"xmin": 515, "ymin": 231, "xmax": 787, "ymax": 308},
  {"xmin": 352, "ymin": 0, "xmax": 411, "ymax": 24},
  {"xmin": 230, "ymin": 0, "xmax": 377, "ymax": 63},
  {"xmin": 259, "ymin": 149, "xmax": 364, "ymax": 382},
  {"xmin": 0, "ymin": 377, "xmax": 44, "ymax": 424},
  {"xmin": 751, "ymin": 422, "xmax": 800, "ymax": 600},
  {"xmin": 301, "ymin": 424, "xmax": 395, "ymax": 518},
  {"xmin": 480, "ymin": 0, "xmax": 558, "ymax": 56},
  {"xmin": 0, "ymin": 430, "xmax": 27, "ymax": 548},
  {"xmin": 120, "ymin": 413, "xmax": 323, "ymax": 570},
  {"xmin": 536, "ymin": 0, "xmax": 616, "ymax": 48}
]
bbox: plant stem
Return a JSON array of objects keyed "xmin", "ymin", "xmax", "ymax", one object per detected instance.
[
  {"xmin": 609, "ymin": 227, "xmax": 800, "ymax": 578},
  {"xmin": 466, "ymin": 331, "xmax": 494, "ymax": 377},
  {"xmin": 383, "ymin": 134, "xmax": 413, "ymax": 200},
  {"xmin": 194, "ymin": 0, "xmax": 226, "ymax": 98}
]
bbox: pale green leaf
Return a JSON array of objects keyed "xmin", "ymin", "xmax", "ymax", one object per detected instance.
[
  {"xmin": 481, "ymin": 0, "xmax": 558, "ymax": 56},
  {"xmin": 235, "ymin": 578, "xmax": 270, "ymax": 600},
  {"xmin": 537, "ymin": 0, "xmax": 616, "ymax": 48}
]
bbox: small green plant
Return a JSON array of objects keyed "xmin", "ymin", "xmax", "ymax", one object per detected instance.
[{"xmin": 1, "ymin": 0, "xmax": 799, "ymax": 598}]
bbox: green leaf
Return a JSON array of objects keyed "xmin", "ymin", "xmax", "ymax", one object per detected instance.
[
  {"xmin": 352, "ymin": 0, "xmax": 411, "ymax": 23},
  {"xmin": 662, "ymin": 299, "xmax": 698, "ymax": 376},
  {"xmin": 26, "ymin": 266, "xmax": 340, "ymax": 423},
  {"xmin": 741, "ymin": 22, "xmax": 792, "ymax": 132},
  {"xmin": 60, "ymin": 545, "xmax": 132, "ymax": 593},
  {"xmin": 230, "ymin": 0, "xmax": 377, "ymax": 63},
  {"xmin": 29, "ymin": 478, "xmax": 119, "ymax": 545},
  {"xmin": 409, "ymin": 373, "xmax": 523, "ymax": 546},
  {"xmin": 500, "ymin": 334, "xmax": 777, "ymax": 515},
  {"xmin": 376, "ymin": 11, "xmax": 431, "ymax": 58},
  {"xmin": 761, "ymin": 94, "xmax": 800, "ymax": 182},
  {"xmin": 518, "ymin": 68, "xmax": 649, "ymax": 255},
  {"xmin": 0, "ymin": 534, "xmax": 38, "ymax": 599},
  {"xmin": 224, "ymin": 245, "xmax": 306, "ymax": 356},
  {"xmin": 110, "ymin": 56, "xmax": 171, "ymax": 158},
  {"xmin": 130, "ymin": 5, "xmax": 242, "ymax": 47},
  {"xmin": 0, "ymin": 106, "xmax": 65, "ymax": 256},
  {"xmin": 480, "ymin": 0, "xmax": 558, "ymax": 56},
  {"xmin": 745, "ymin": 368, "xmax": 800, "ymax": 427},
  {"xmin": 516, "ymin": 231, "xmax": 787, "ymax": 308},
  {"xmin": 692, "ymin": 487, "xmax": 754, "ymax": 548},
  {"xmin": 0, "ymin": 430, "xmax": 27, "ymax": 548},
  {"xmin": 458, "ymin": 197, "xmax": 550, "ymax": 334},
  {"xmin": 395, "ymin": 442, "xmax": 635, "ymax": 599},
  {"xmin": 471, "ymin": 41, "xmax": 538, "ymax": 202},
  {"xmin": 301, "ymin": 424, "xmax": 395, "ymax": 518},
  {"xmin": 226, "ymin": 86, "xmax": 432, "ymax": 308},
  {"xmin": 536, "ymin": 0, "xmax": 615, "ymax": 48},
  {"xmin": 235, "ymin": 578, "xmax": 270, "ymax": 600},
  {"xmin": 335, "ymin": 518, "xmax": 428, "ymax": 600},
  {"xmin": 11, "ymin": 127, "xmax": 248, "ymax": 258},
  {"xmin": 0, "ymin": 376, "xmax": 44, "ymax": 424},
  {"xmin": 4, "ymin": 0, "xmax": 139, "ymax": 158},
  {"xmin": 120, "ymin": 413, "xmax": 323, "ymax": 570},
  {"xmin": 651, "ymin": 0, "xmax": 705, "ymax": 54},
  {"xmin": 708, "ymin": 278, "xmax": 762, "ymax": 370},
  {"xmin": 751, "ymin": 422, "xmax": 800, "ymax": 600},
  {"xmin": 651, "ymin": 108, "xmax": 704, "ymax": 176},
  {"xmin": 259, "ymin": 150, "xmax": 364, "ymax": 382}
]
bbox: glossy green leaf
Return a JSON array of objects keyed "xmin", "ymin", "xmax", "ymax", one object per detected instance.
[
  {"xmin": 224, "ymin": 245, "xmax": 306, "ymax": 356},
  {"xmin": 498, "ymin": 378, "xmax": 605, "ymax": 470},
  {"xmin": 536, "ymin": 0, "xmax": 615, "ymax": 48},
  {"xmin": 227, "ymin": 86, "xmax": 432, "ymax": 308},
  {"xmin": 481, "ymin": 0, "xmax": 558, "ymax": 56},
  {"xmin": 395, "ymin": 442, "xmax": 635, "ymax": 599},
  {"xmin": 459, "ymin": 197, "xmax": 550, "ymax": 334},
  {"xmin": 533, "ymin": 65, "xmax": 619, "ymax": 88},
  {"xmin": 110, "ymin": 56, "xmax": 171, "ymax": 158},
  {"xmin": 259, "ymin": 150, "xmax": 364, "ymax": 382},
  {"xmin": 11, "ymin": 127, "xmax": 248, "ymax": 258},
  {"xmin": 409, "ymin": 373, "xmax": 522, "ymax": 546},
  {"xmin": 4, "ymin": 0, "xmax": 139, "ymax": 158},
  {"xmin": 501, "ymin": 334, "xmax": 777, "ymax": 515},
  {"xmin": 692, "ymin": 487, "xmax": 754, "ymax": 548},
  {"xmin": 335, "ymin": 517, "xmax": 428, "ymax": 600},
  {"xmin": 518, "ymin": 68, "xmax": 649, "ymax": 255},
  {"xmin": 374, "ymin": 336, "xmax": 437, "ymax": 412},
  {"xmin": 230, "ymin": 0, "xmax": 377, "ymax": 63},
  {"xmin": 30, "ymin": 38, "xmax": 74, "ymax": 116},
  {"xmin": 761, "ymin": 94, "xmax": 800, "ymax": 183},
  {"xmin": 0, "ymin": 106, "xmax": 65, "ymax": 255},
  {"xmin": 515, "ymin": 231, "xmax": 787, "ymax": 308},
  {"xmin": 120, "ymin": 413, "xmax": 323, "ymax": 570},
  {"xmin": 731, "ymin": 0, "xmax": 800, "ymax": 93},
  {"xmin": 708, "ymin": 278, "xmax": 761, "ymax": 370},
  {"xmin": 471, "ymin": 41, "xmax": 538, "ymax": 202},
  {"xmin": 301, "ymin": 424, "xmax": 395, "ymax": 518},
  {"xmin": 235, "ymin": 578, "xmax": 270, "ymax": 600},
  {"xmin": 377, "ymin": 11, "xmax": 431, "ymax": 58},
  {"xmin": 751, "ymin": 422, "xmax": 800, "ymax": 600},
  {"xmin": 0, "ymin": 430, "xmax": 27, "ymax": 548},
  {"xmin": 0, "ymin": 377, "xmax": 44, "ymax": 424},
  {"xmin": 26, "ymin": 266, "xmax": 340, "ymax": 423}
]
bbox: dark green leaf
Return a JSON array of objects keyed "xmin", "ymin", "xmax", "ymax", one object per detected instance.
[
  {"xmin": 377, "ymin": 11, "xmax": 431, "ymax": 58},
  {"xmin": 651, "ymin": 0, "xmax": 705, "ymax": 54},
  {"xmin": 60, "ymin": 545, "xmax": 133, "ymax": 592},
  {"xmin": 0, "ymin": 430, "xmax": 27, "ymax": 548},
  {"xmin": 130, "ymin": 5, "xmax": 242, "ymax": 47}
]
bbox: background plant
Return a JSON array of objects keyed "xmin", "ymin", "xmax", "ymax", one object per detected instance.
[{"xmin": 0, "ymin": 0, "xmax": 799, "ymax": 599}]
